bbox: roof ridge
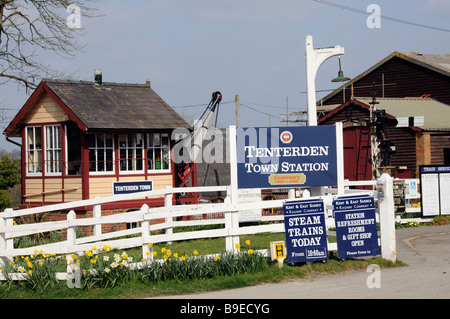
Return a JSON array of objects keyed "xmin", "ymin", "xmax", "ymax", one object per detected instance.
[{"xmin": 43, "ymin": 78, "xmax": 151, "ymax": 88}]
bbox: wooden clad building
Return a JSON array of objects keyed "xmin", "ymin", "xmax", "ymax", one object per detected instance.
[
  {"xmin": 318, "ymin": 51, "xmax": 450, "ymax": 109},
  {"xmin": 4, "ymin": 78, "xmax": 190, "ymax": 211},
  {"xmin": 318, "ymin": 97, "xmax": 450, "ymax": 180}
]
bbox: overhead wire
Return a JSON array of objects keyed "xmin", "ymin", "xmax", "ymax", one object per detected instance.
[{"xmin": 312, "ymin": 0, "xmax": 450, "ymax": 33}]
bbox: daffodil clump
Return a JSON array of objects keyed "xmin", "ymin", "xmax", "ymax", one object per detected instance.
[
  {"xmin": 1, "ymin": 249, "xmax": 64, "ymax": 292},
  {"xmin": 1, "ymin": 240, "xmax": 267, "ymax": 292}
]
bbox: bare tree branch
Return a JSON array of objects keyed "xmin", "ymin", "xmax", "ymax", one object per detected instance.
[{"xmin": 0, "ymin": 0, "xmax": 99, "ymax": 90}]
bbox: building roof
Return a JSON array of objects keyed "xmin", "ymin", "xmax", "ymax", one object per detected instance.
[
  {"xmin": 4, "ymin": 79, "xmax": 190, "ymax": 137},
  {"xmin": 356, "ymin": 97, "xmax": 450, "ymax": 131},
  {"xmin": 319, "ymin": 51, "xmax": 450, "ymax": 105},
  {"xmin": 318, "ymin": 97, "xmax": 450, "ymax": 131}
]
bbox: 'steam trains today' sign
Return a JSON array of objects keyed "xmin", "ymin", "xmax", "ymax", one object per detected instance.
[{"xmin": 236, "ymin": 126, "xmax": 338, "ymax": 189}]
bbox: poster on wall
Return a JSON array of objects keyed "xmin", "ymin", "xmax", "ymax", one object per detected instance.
[
  {"xmin": 236, "ymin": 126, "xmax": 338, "ymax": 189},
  {"xmin": 420, "ymin": 166, "xmax": 450, "ymax": 216},
  {"xmin": 439, "ymin": 173, "xmax": 450, "ymax": 215},
  {"xmin": 333, "ymin": 195, "xmax": 379, "ymax": 259},
  {"xmin": 283, "ymin": 199, "xmax": 328, "ymax": 263}
]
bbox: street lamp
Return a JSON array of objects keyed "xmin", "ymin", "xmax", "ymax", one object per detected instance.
[{"xmin": 305, "ymin": 35, "xmax": 345, "ymax": 126}]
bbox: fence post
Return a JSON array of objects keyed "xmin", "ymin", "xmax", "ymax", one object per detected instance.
[
  {"xmin": 0, "ymin": 209, "xmax": 14, "ymax": 265},
  {"xmin": 141, "ymin": 204, "xmax": 153, "ymax": 262},
  {"xmin": 165, "ymin": 187, "xmax": 173, "ymax": 244},
  {"xmin": 66, "ymin": 210, "xmax": 77, "ymax": 269},
  {"xmin": 93, "ymin": 197, "xmax": 102, "ymax": 238},
  {"xmin": 378, "ymin": 173, "xmax": 397, "ymax": 262},
  {"xmin": 0, "ymin": 216, "xmax": 7, "ymax": 267},
  {"xmin": 227, "ymin": 125, "xmax": 240, "ymax": 253}
]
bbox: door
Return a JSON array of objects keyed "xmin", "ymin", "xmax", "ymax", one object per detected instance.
[{"xmin": 343, "ymin": 126, "xmax": 372, "ymax": 182}]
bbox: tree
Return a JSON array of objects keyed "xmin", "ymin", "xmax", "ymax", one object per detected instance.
[
  {"xmin": 0, "ymin": 153, "xmax": 20, "ymax": 210},
  {"xmin": 0, "ymin": 0, "xmax": 98, "ymax": 90}
]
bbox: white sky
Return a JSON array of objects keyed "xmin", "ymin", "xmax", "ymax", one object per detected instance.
[{"xmin": 1, "ymin": 0, "xmax": 450, "ymax": 151}]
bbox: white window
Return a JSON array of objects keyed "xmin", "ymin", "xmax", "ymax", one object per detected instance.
[
  {"xmin": 45, "ymin": 125, "xmax": 62, "ymax": 175},
  {"xmin": 147, "ymin": 133, "xmax": 170, "ymax": 172},
  {"xmin": 119, "ymin": 133, "xmax": 144, "ymax": 173},
  {"xmin": 26, "ymin": 126, "xmax": 42, "ymax": 175},
  {"xmin": 88, "ymin": 134, "xmax": 114, "ymax": 174}
]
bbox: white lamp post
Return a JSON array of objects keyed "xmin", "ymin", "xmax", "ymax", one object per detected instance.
[{"xmin": 305, "ymin": 35, "xmax": 345, "ymax": 126}]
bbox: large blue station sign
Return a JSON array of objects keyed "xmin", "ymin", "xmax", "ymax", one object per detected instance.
[
  {"xmin": 236, "ymin": 126, "xmax": 337, "ymax": 189},
  {"xmin": 283, "ymin": 199, "xmax": 328, "ymax": 263},
  {"xmin": 333, "ymin": 195, "xmax": 379, "ymax": 259}
]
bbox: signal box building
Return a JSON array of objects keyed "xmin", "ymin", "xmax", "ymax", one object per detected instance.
[{"xmin": 4, "ymin": 78, "xmax": 190, "ymax": 213}]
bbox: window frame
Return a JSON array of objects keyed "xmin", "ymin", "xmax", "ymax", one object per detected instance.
[
  {"xmin": 44, "ymin": 125, "xmax": 62, "ymax": 176},
  {"xmin": 88, "ymin": 133, "xmax": 115, "ymax": 175},
  {"xmin": 25, "ymin": 126, "xmax": 43, "ymax": 176},
  {"xmin": 147, "ymin": 132, "xmax": 171, "ymax": 173},
  {"xmin": 118, "ymin": 133, "xmax": 145, "ymax": 175}
]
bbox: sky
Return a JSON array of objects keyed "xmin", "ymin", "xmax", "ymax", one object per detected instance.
[{"xmin": 1, "ymin": 0, "xmax": 450, "ymax": 151}]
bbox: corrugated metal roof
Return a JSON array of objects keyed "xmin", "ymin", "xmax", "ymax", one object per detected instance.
[
  {"xmin": 356, "ymin": 97, "xmax": 450, "ymax": 130},
  {"xmin": 45, "ymin": 79, "xmax": 190, "ymax": 130}
]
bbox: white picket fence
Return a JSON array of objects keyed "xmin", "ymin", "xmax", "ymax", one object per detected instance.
[{"xmin": 0, "ymin": 173, "xmax": 398, "ymax": 282}]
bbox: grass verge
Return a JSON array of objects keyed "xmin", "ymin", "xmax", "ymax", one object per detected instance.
[{"xmin": 0, "ymin": 232, "xmax": 404, "ymax": 299}]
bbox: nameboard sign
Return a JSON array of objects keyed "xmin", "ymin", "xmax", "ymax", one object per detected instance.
[
  {"xmin": 238, "ymin": 188, "xmax": 262, "ymax": 222},
  {"xmin": 113, "ymin": 181, "xmax": 153, "ymax": 195},
  {"xmin": 420, "ymin": 165, "xmax": 450, "ymax": 216},
  {"xmin": 283, "ymin": 199, "xmax": 328, "ymax": 263},
  {"xmin": 236, "ymin": 126, "xmax": 338, "ymax": 189},
  {"xmin": 333, "ymin": 195, "xmax": 379, "ymax": 259}
]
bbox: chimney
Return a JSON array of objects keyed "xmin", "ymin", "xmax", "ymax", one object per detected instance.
[
  {"xmin": 146, "ymin": 79, "xmax": 151, "ymax": 87},
  {"xmin": 94, "ymin": 69, "xmax": 102, "ymax": 85}
]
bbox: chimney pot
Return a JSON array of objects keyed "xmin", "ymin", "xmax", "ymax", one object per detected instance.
[{"xmin": 94, "ymin": 69, "xmax": 102, "ymax": 85}]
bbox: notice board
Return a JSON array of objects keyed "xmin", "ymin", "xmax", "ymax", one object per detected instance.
[
  {"xmin": 333, "ymin": 195, "xmax": 379, "ymax": 259},
  {"xmin": 420, "ymin": 165, "xmax": 450, "ymax": 216},
  {"xmin": 283, "ymin": 198, "xmax": 328, "ymax": 263}
]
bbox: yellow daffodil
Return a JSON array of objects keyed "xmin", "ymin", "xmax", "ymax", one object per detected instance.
[
  {"xmin": 148, "ymin": 243, "xmax": 153, "ymax": 248},
  {"xmin": 152, "ymin": 251, "xmax": 157, "ymax": 256},
  {"xmin": 248, "ymin": 249, "xmax": 254, "ymax": 254},
  {"xmin": 28, "ymin": 270, "xmax": 32, "ymax": 275},
  {"xmin": 193, "ymin": 250, "xmax": 198, "ymax": 255},
  {"xmin": 245, "ymin": 240, "xmax": 251, "ymax": 245},
  {"xmin": 235, "ymin": 244, "xmax": 241, "ymax": 249},
  {"xmin": 174, "ymin": 253, "xmax": 178, "ymax": 258}
]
